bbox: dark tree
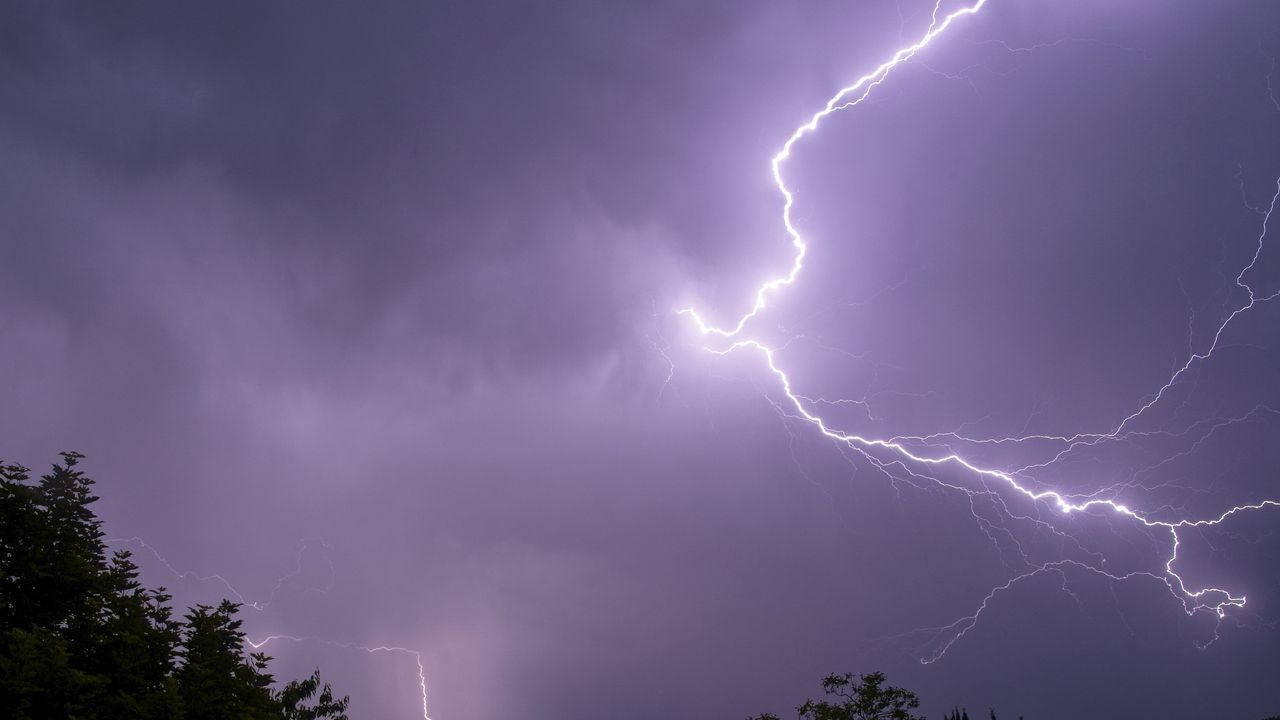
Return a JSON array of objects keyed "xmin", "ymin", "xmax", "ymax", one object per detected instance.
[
  {"xmin": 753, "ymin": 672, "xmax": 1027, "ymax": 720},
  {"xmin": 278, "ymin": 669, "xmax": 351, "ymax": 720},
  {"xmin": 0, "ymin": 453, "xmax": 177, "ymax": 718},
  {"xmin": 86, "ymin": 549, "xmax": 184, "ymax": 719},
  {"xmin": 177, "ymin": 601, "xmax": 279, "ymax": 720},
  {"xmin": 0, "ymin": 453, "xmax": 349, "ymax": 720},
  {"xmin": 945, "ymin": 710, "xmax": 1017, "ymax": 720},
  {"xmin": 750, "ymin": 671, "xmax": 926, "ymax": 720}
]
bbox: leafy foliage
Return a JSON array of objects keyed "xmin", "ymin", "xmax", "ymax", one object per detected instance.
[
  {"xmin": 750, "ymin": 671, "xmax": 926, "ymax": 720},
  {"xmin": 278, "ymin": 669, "xmax": 352, "ymax": 720},
  {"xmin": 943, "ymin": 709, "xmax": 1020, "ymax": 720},
  {"xmin": 0, "ymin": 453, "xmax": 348, "ymax": 719},
  {"xmin": 751, "ymin": 671, "xmax": 1025, "ymax": 720}
]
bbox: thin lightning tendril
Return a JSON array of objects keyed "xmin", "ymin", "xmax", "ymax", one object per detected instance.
[
  {"xmin": 108, "ymin": 536, "xmax": 335, "ymax": 612},
  {"xmin": 680, "ymin": 0, "xmax": 1280, "ymax": 662},
  {"xmin": 106, "ymin": 536, "xmax": 432, "ymax": 719},
  {"xmin": 246, "ymin": 635, "xmax": 431, "ymax": 720}
]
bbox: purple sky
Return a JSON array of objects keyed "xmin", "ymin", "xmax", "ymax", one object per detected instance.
[{"xmin": 3, "ymin": 1, "xmax": 1280, "ymax": 718}]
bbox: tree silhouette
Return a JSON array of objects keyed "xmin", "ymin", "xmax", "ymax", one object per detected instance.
[
  {"xmin": 751, "ymin": 671, "xmax": 1028, "ymax": 720},
  {"xmin": 944, "ymin": 709, "xmax": 1020, "ymax": 720},
  {"xmin": 0, "ymin": 453, "xmax": 348, "ymax": 719},
  {"xmin": 177, "ymin": 601, "xmax": 279, "ymax": 720},
  {"xmin": 750, "ymin": 671, "xmax": 926, "ymax": 720},
  {"xmin": 278, "ymin": 669, "xmax": 351, "ymax": 720}
]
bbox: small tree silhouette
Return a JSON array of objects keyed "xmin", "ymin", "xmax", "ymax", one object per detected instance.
[
  {"xmin": 944, "ymin": 709, "xmax": 1019, "ymax": 720},
  {"xmin": 1, "ymin": 453, "xmax": 349, "ymax": 719},
  {"xmin": 749, "ymin": 671, "xmax": 925, "ymax": 720}
]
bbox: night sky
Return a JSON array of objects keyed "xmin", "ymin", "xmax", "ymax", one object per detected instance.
[{"xmin": 4, "ymin": 1, "xmax": 1280, "ymax": 718}]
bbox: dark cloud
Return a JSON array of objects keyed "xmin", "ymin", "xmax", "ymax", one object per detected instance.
[{"xmin": 3, "ymin": 1, "xmax": 1280, "ymax": 719}]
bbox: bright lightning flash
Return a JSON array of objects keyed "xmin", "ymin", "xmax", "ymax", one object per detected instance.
[{"xmin": 680, "ymin": 0, "xmax": 1280, "ymax": 662}]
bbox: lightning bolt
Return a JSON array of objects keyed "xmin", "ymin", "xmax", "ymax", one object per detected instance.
[
  {"xmin": 246, "ymin": 635, "xmax": 431, "ymax": 720},
  {"xmin": 106, "ymin": 536, "xmax": 432, "ymax": 719},
  {"xmin": 681, "ymin": 0, "xmax": 1280, "ymax": 662},
  {"xmin": 680, "ymin": 0, "xmax": 986, "ymax": 339},
  {"xmin": 109, "ymin": 536, "xmax": 334, "ymax": 612}
]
